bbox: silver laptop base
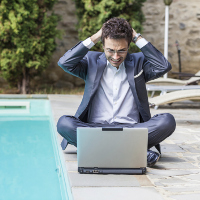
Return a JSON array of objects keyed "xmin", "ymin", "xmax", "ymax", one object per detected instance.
[{"xmin": 78, "ymin": 167, "xmax": 146, "ymax": 174}]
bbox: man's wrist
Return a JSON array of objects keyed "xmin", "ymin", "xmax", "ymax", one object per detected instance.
[
  {"xmin": 82, "ymin": 38, "xmax": 95, "ymax": 49},
  {"xmin": 90, "ymin": 33, "xmax": 101, "ymax": 44},
  {"xmin": 136, "ymin": 38, "xmax": 148, "ymax": 49},
  {"xmin": 135, "ymin": 36, "xmax": 142, "ymax": 43},
  {"xmin": 132, "ymin": 33, "xmax": 142, "ymax": 43}
]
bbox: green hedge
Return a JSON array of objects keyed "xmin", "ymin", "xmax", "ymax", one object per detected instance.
[{"xmin": 0, "ymin": 0, "xmax": 61, "ymax": 93}]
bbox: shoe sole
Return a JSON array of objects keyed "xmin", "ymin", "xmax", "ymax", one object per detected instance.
[{"xmin": 147, "ymin": 154, "xmax": 161, "ymax": 167}]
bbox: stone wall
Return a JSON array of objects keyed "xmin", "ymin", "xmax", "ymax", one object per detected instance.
[
  {"xmin": 32, "ymin": 0, "xmax": 84, "ymax": 90},
  {"xmin": 142, "ymin": 0, "xmax": 200, "ymax": 75}
]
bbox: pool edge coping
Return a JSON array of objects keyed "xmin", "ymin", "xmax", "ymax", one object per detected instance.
[{"xmin": 0, "ymin": 94, "xmax": 48, "ymax": 99}]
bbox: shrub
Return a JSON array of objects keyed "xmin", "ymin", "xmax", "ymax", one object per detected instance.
[{"xmin": 0, "ymin": 0, "xmax": 61, "ymax": 94}]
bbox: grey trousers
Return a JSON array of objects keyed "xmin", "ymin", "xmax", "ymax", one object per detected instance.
[{"xmin": 57, "ymin": 113, "xmax": 176, "ymax": 150}]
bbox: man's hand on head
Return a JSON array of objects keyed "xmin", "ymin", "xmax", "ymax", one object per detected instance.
[{"xmin": 90, "ymin": 28, "xmax": 102, "ymax": 44}]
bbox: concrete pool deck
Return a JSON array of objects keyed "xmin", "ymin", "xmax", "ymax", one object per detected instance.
[{"xmin": 48, "ymin": 94, "xmax": 200, "ymax": 200}]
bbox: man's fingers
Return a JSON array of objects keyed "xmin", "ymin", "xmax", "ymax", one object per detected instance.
[{"xmin": 132, "ymin": 28, "xmax": 137, "ymax": 37}]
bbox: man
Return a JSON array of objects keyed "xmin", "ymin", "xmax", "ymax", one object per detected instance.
[{"xmin": 57, "ymin": 18, "xmax": 176, "ymax": 167}]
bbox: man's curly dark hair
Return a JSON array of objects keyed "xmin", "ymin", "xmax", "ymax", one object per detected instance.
[{"xmin": 101, "ymin": 17, "xmax": 133, "ymax": 46}]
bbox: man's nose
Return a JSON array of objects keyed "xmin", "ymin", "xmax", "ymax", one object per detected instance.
[{"xmin": 112, "ymin": 52, "xmax": 120, "ymax": 59}]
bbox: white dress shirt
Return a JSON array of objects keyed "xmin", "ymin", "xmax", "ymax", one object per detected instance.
[
  {"xmin": 88, "ymin": 61, "xmax": 139, "ymax": 124},
  {"xmin": 83, "ymin": 37, "xmax": 148, "ymax": 124}
]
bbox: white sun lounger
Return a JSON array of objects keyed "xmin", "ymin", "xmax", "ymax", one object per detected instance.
[
  {"xmin": 147, "ymin": 71, "xmax": 200, "ymax": 86},
  {"xmin": 146, "ymin": 84, "xmax": 200, "ymax": 97},
  {"xmin": 149, "ymin": 89, "xmax": 200, "ymax": 107}
]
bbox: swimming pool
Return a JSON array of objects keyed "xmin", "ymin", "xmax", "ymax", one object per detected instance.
[{"xmin": 0, "ymin": 99, "xmax": 72, "ymax": 200}]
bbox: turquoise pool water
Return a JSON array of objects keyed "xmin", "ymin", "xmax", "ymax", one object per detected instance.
[{"xmin": 0, "ymin": 99, "xmax": 71, "ymax": 200}]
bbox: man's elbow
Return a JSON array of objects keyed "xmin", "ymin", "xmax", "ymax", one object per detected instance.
[
  {"xmin": 162, "ymin": 61, "xmax": 172, "ymax": 75},
  {"xmin": 57, "ymin": 59, "xmax": 67, "ymax": 72},
  {"xmin": 167, "ymin": 62, "xmax": 172, "ymax": 72},
  {"xmin": 57, "ymin": 58, "xmax": 64, "ymax": 67}
]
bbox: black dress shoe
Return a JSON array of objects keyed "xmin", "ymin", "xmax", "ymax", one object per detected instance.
[
  {"xmin": 147, "ymin": 150, "xmax": 160, "ymax": 167},
  {"xmin": 61, "ymin": 138, "xmax": 68, "ymax": 150}
]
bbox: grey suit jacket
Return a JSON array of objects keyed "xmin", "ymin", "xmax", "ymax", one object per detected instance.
[{"xmin": 58, "ymin": 41, "xmax": 171, "ymax": 123}]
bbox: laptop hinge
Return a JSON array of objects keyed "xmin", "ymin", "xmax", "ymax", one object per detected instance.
[{"xmin": 102, "ymin": 127, "xmax": 123, "ymax": 131}]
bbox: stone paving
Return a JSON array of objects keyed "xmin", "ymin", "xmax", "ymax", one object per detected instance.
[
  {"xmin": 149, "ymin": 105, "xmax": 200, "ymax": 200},
  {"xmin": 49, "ymin": 95, "xmax": 200, "ymax": 200}
]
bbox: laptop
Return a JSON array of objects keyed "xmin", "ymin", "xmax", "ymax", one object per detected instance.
[{"xmin": 77, "ymin": 127, "xmax": 148, "ymax": 174}]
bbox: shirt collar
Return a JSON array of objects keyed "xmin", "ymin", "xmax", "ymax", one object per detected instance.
[{"xmin": 107, "ymin": 60, "xmax": 124, "ymax": 72}]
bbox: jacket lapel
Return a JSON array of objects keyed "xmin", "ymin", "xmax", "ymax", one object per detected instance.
[
  {"xmin": 78, "ymin": 52, "xmax": 107, "ymax": 120},
  {"xmin": 125, "ymin": 53, "xmax": 149, "ymax": 121},
  {"xmin": 92, "ymin": 53, "xmax": 107, "ymax": 92},
  {"xmin": 125, "ymin": 53, "xmax": 139, "ymax": 103}
]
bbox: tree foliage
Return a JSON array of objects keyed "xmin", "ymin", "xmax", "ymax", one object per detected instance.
[
  {"xmin": 74, "ymin": 0, "xmax": 146, "ymax": 52},
  {"xmin": 0, "ymin": 0, "xmax": 61, "ymax": 94}
]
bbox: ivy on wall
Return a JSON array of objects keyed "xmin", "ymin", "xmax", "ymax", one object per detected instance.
[{"xmin": 74, "ymin": 0, "xmax": 146, "ymax": 52}]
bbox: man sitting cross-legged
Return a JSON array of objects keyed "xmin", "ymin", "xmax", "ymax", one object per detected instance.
[{"xmin": 57, "ymin": 17, "xmax": 176, "ymax": 167}]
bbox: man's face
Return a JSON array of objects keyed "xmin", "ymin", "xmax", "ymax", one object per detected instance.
[{"xmin": 103, "ymin": 38, "xmax": 129, "ymax": 68}]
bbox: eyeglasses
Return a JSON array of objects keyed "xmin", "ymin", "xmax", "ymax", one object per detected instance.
[{"xmin": 104, "ymin": 48, "xmax": 128, "ymax": 55}]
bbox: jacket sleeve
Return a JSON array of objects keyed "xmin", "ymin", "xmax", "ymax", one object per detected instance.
[
  {"xmin": 140, "ymin": 42, "xmax": 172, "ymax": 82},
  {"xmin": 57, "ymin": 42, "xmax": 89, "ymax": 81}
]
